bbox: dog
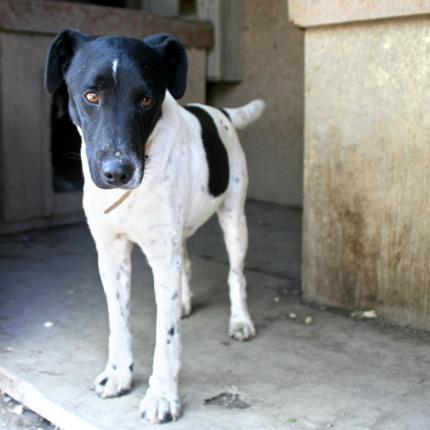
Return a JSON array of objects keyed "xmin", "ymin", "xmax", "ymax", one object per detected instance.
[{"xmin": 44, "ymin": 30, "xmax": 265, "ymax": 423}]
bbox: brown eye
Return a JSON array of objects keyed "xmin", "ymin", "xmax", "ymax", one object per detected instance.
[
  {"xmin": 84, "ymin": 91, "xmax": 100, "ymax": 104},
  {"xmin": 141, "ymin": 96, "xmax": 153, "ymax": 108}
]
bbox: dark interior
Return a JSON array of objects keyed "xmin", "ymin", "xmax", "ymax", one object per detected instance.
[{"xmin": 50, "ymin": 85, "xmax": 83, "ymax": 193}]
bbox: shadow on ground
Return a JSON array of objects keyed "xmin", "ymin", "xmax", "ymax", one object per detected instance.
[{"xmin": 0, "ymin": 201, "xmax": 429, "ymax": 430}]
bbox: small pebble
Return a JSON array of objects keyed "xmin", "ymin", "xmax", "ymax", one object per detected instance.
[
  {"xmin": 274, "ymin": 297, "xmax": 280, "ymax": 302},
  {"xmin": 362, "ymin": 310, "xmax": 377, "ymax": 319},
  {"xmin": 44, "ymin": 321, "xmax": 54, "ymax": 328},
  {"xmin": 304, "ymin": 316, "xmax": 313, "ymax": 325},
  {"xmin": 351, "ymin": 309, "xmax": 377, "ymax": 319},
  {"xmin": 288, "ymin": 312, "xmax": 297, "ymax": 320},
  {"xmin": 4, "ymin": 347, "xmax": 14, "ymax": 352}
]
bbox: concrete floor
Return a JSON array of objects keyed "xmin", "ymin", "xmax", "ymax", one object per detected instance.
[{"xmin": 0, "ymin": 201, "xmax": 429, "ymax": 430}]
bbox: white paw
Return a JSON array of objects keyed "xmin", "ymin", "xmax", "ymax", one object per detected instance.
[
  {"xmin": 139, "ymin": 386, "xmax": 181, "ymax": 424},
  {"xmin": 181, "ymin": 299, "xmax": 192, "ymax": 318},
  {"xmin": 93, "ymin": 363, "xmax": 133, "ymax": 398},
  {"xmin": 229, "ymin": 319, "xmax": 256, "ymax": 341}
]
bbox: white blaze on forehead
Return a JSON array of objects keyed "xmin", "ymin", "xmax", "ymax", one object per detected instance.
[{"xmin": 112, "ymin": 58, "xmax": 119, "ymax": 83}]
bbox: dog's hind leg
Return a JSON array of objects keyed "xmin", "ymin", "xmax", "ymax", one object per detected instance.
[
  {"xmin": 181, "ymin": 244, "xmax": 193, "ymax": 318},
  {"xmin": 217, "ymin": 202, "xmax": 256, "ymax": 341},
  {"xmin": 92, "ymin": 232, "xmax": 134, "ymax": 398}
]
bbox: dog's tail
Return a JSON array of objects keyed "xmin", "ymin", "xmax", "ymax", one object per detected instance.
[{"xmin": 223, "ymin": 99, "xmax": 266, "ymax": 130}]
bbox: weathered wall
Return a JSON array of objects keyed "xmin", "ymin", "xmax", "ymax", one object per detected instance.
[
  {"xmin": 303, "ymin": 17, "xmax": 430, "ymax": 330},
  {"xmin": 207, "ymin": 0, "xmax": 304, "ymax": 207}
]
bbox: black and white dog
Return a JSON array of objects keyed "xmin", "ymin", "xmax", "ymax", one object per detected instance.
[{"xmin": 45, "ymin": 30, "xmax": 265, "ymax": 423}]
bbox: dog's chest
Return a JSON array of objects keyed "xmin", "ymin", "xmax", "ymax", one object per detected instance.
[
  {"xmin": 81, "ymin": 99, "xmax": 231, "ymax": 243},
  {"xmin": 83, "ymin": 173, "xmax": 223, "ymax": 244}
]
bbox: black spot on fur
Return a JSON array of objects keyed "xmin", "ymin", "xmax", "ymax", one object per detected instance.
[
  {"xmin": 168, "ymin": 326, "xmax": 175, "ymax": 336},
  {"xmin": 112, "ymin": 364, "xmax": 117, "ymax": 370},
  {"xmin": 219, "ymin": 108, "xmax": 230, "ymax": 121},
  {"xmin": 161, "ymin": 412, "xmax": 173, "ymax": 423},
  {"xmin": 99, "ymin": 377, "xmax": 108, "ymax": 386},
  {"xmin": 184, "ymin": 105, "xmax": 229, "ymax": 196},
  {"xmin": 129, "ymin": 363, "xmax": 134, "ymax": 372}
]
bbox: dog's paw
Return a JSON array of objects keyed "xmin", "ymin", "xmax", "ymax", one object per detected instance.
[
  {"xmin": 229, "ymin": 319, "xmax": 256, "ymax": 341},
  {"xmin": 181, "ymin": 300, "xmax": 192, "ymax": 318},
  {"xmin": 139, "ymin": 387, "xmax": 181, "ymax": 424},
  {"xmin": 93, "ymin": 364, "xmax": 133, "ymax": 398}
]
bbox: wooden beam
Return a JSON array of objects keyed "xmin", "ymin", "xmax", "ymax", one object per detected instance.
[
  {"xmin": 0, "ymin": 366, "xmax": 99, "ymax": 430},
  {"xmin": 0, "ymin": 0, "xmax": 213, "ymax": 48}
]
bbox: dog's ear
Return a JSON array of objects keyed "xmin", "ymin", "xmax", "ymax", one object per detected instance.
[
  {"xmin": 144, "ymin": 33, "xmax": 188, "ymax": 99},
  {"xmin": 45, "ymin": 29, "xmax": 92, "ymax": 93}
]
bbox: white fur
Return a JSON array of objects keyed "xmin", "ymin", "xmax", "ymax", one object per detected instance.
[
  {"xmin": 112, "ymin": 58, "xmax": 119, "ymax": 83},
  {"xmin": 224, "ymin": 99, "xmax": 266, "ymax": 130},
  {"xmin": 81, "ymin": 92, "xmax": 264, "ymax": 423}
]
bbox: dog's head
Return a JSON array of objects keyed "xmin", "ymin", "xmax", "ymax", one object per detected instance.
[{"xmin": 45, "ymin": 30, "xmax": 187, "ymax": 189}]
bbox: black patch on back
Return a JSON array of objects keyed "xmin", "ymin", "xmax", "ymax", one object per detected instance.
[
  {"xmin": 219, "ymin": 108, "xmax": 230, "ymax": 121},
  {"xmin": 185, "ymin": 105, "xmax": 229, "ymax": 196}
]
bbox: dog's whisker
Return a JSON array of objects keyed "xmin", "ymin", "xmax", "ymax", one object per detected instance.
[{"xmin": 62, "ymin": 152, "xmax": 82, "ymax": 160}]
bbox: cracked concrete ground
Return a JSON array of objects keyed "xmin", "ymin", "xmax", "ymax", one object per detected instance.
[{"xmin": 0, "ymin": 201, "xmax": 429, "ymax": 430}]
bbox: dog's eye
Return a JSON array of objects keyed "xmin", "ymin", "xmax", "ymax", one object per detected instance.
[
  {"xmin": 84, "ymin": 91, "xmax": 100, "ymax": 104},
  {"xmin": 141, "ymin": 96, "xmax": 153, "ymax": 108}
]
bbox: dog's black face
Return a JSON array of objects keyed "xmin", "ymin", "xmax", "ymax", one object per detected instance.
[{"xmin": 45, "ymin": 31, "xmax": 187, "ymax": 189}]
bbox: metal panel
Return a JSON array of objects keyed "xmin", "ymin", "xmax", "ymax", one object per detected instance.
[{"xmin": 198, "ymin": 0, "xmax": 242, "ymax": 82}]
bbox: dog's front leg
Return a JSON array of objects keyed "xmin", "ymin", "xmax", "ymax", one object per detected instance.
[
  {"xmin": 140, "ymin": 247, "xmax": 182, "ymax": 423},
  {"xmin": 93, "ymin": 234, "xmax": 134, "ymax": 398}
]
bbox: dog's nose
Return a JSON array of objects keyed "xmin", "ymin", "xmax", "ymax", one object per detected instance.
[{"xmin": 102, "ymin": 161, "xmax": 135, "ymax": 187}]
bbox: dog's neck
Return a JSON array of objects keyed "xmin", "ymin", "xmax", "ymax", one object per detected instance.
[{"xmin": 143, "ymin": 91, "xmax": 182, "ymax": 177}]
